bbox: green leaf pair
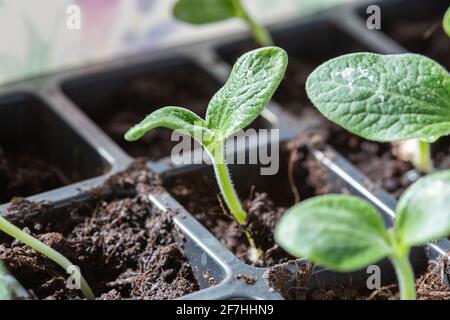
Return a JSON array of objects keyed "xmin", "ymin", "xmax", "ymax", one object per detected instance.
[
  {"xmin": 126, "ymin": 47, "xmax": 287, "ymax": 255},
  {"xmin": 125, "ymin": 47, "xmax": 287, "ymax": 145},
  {"xmin": 275, "ymin": 170, "xmax": 450, "ymax": 300}
]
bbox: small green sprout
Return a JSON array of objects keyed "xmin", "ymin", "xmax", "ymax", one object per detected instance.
[
  {"xmin": 125, "ymin": 47, "xmax": 288, "ymax": 259},
  {"xmin": 0, "ymin": 261, "xmax": 10, "ymax": 300},
  {"xmin": 444, "ymin": 6, "xmax": 450, "ymax": 37},
  {"xmin": 173, "ymin": 0, "xmax": 273, "ymax": 47},
  {"xmin": 0, "ymin": 216, "xmax": 95, "ymax": 299},
  {"xmin": 275, "ymin": 170, "xmax": 450, "ymax": 300},
  {"xmin": 306, "ymin": 52, "xmax": 450, "ymax": 173}
]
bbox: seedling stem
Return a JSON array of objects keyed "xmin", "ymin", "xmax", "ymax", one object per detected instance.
[
  {"xmin": 389, "ymin": 233, "xmax": 416, "ymax": 300},
  {"xmin": 231, "ymin": 0, "xmax": 273, "ymax": 47},
  {"xmin": 208, "ymin": 141, "xmax": 260, "ymax": 257},
  {"xmin": 413, "ymin": 140, "xmax": 433, "ymax": 173},
  {"xmin": 0, "ymin": 216, "xmax": 95, "ymax": 300},
  {"xmin": 208, "ymin": 142, "xmax": 247, "ymax": 225}
]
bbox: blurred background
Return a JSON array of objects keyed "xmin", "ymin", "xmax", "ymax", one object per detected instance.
[{"xmin": 0, "ymin": 0, "xmax": 356, "ymax": 85}]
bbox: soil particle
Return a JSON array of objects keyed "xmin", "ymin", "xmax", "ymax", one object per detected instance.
[
  {"xmin": 235, "ymin": 273, "xmax": 256, "ymax": 285},
  {"xmin": 0, "ymin": 160, "xmax": 198, "ymax": 299},
  {"xmin": 0, "ymin": 146, "xmax": 71, "ymax": 204},
  {"xmin": 203, "ymin": 271, "xmax": 216, "ymax": 286}
]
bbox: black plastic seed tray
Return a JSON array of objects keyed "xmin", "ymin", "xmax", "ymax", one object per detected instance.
[{"xmin": 0, "ymin": 0, "xmax": 449, "ymax": 299}]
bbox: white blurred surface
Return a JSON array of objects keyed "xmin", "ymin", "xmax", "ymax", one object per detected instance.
[{"xmin": 0, "ymin": 0, "xmax": 357, "ymax": 85}]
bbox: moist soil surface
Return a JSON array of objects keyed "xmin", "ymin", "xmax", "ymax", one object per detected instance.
[
  {"xmin": 265, "ymin": 258, "xmax": 450, "ymax": 300},
  {"xmin": 167, "ymin": 139, "xmax": 334, "ymax": 267},
  {"xmin": 0, "ymin": 160, "xmax": 198, "ymax": 299},
  {"xmin": 384, "ymin": 15, "xmax": 450, "ymax": 69},
  {"xmin": 0, "ymin": 146, "xmax": 71, "ymax": 204},
  {"xmin": 98, "ymin": 70, "xmax": 218, "ymax": 160}
]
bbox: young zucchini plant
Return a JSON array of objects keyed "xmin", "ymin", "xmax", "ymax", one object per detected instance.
[
  {"xmin": 125, "ymin": 47, "xmax": 287, "ymax": 261},
  {"xmin": 173, "ymin": 0, "xmax": 273, "ymax": 47},
  {"xmin": 306, "ymin": 53, "xmax": 450, "ymax": 173},
  {"xmin": 0, "ymin": 216, "xmax": 94, "ymax": 299},
  {"xmin": 275, "ymin": 169, "xmax": 450, "ymax": 300}
]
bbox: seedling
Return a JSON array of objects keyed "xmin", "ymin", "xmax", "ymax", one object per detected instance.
[
  {"xmin": 275, "ymin": 170, "xmax": 450, "ymax": 300},
  {"xmin": 444, "ymin": 6, "xmax": 450, "ymax": 37},
  {"xmin": 173, "ymin": 0, "xmax": 273, "ymax": 47},
  {"xmin": 0, "ymin": 216, "xmax": 95, "ymax": 299},
  {"xmin": 125, "ymin": 47, "xmax": 287, "ymax": 259},
  {"xmin": 306, "ymin": 52, "xmax": 450, "ymax": 173}
]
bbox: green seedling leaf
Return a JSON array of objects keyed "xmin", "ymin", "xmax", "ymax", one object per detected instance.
[
  {"xmin": 444, "ymin": 6, "xmax": 450, "ymax": 37},
  {"xmin": 206, "ymin": 47, "xmax": 287, "ymax": 140},
  {"xmin": 125, "ymin": 106, "xmax": 214, "ymax": 144},
  {"xmin": 275, "ymin": 195, "xmax": 391, "ymax": 272},
  {"xmin": 125, "ymin": 47, "xmax": 287, "ymax": 143},
  {"xmin": 306, "ymin": 53, "xmax": 450, "ymax": 143},
  {"xmin": 0, "ymin": 262, "xmax": 11, "ymax": 300},
  {"xmin": 173, "ymin": 0, "xmax": 236, "ymax": 24},
  {"xmin": 396, "ymin": 170, "xmax": 450, "ymax": 247}
]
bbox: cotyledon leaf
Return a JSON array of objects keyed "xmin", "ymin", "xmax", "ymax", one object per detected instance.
[
  {"xmin": 306, "ymin": 53, "xmax": 450, "ymax": 143},
  {"xmin": 124, "ymin": 107, "xmax": 214, "ymax": 145},
  {"xmin": 206, "ymin": 46, "xmax": 288, "ymax": 140},
  {"xmin": 275, "ymin": 195, "xmax": 392, "ymax": 272},
  {"xmin": 173, "ymin": 0, "xmax": 237, "ymax": 25},
  {"xmin": 396, "ymin": 169, "xmax": 450, "ymax": 247}
]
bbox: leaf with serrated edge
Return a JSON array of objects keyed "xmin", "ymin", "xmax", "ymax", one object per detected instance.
[
  {"xmin": 275, "ymin": 195, "xmax": 392, "ymax": 272},
  {"xmin": 124, "ymin": 107, "xmax": 214, "ymax": 144},
  {"xmin": 173, "ymin": 0, "xmax": 236, "ymax": 25},
  {"xmin": 396, "ymin": 170, "xmax": 450, "ymax": 247},
  {"xmin": 206, "ymin": 46, "xmax": 287, "ymax": 140},
  {"xmin": 306, "ymin": 53, "xmax": 450, "ymax": 143}
]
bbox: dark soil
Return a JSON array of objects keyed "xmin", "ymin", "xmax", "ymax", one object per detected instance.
[
  {"xmin": 166, "ymin": 139, "xmax": 335, "ymax": 267},
  {"xmin": 0, "ymin": 146, "xmax": 71, "ymax": 204},
  {"xmin": 385, "ymin": 15, "xmax": 450, "ymax": 69},
  {"xmin": 265, "ymin": 257, "xmax": 450, "ymax": 300},
  {"xmin": 299, "ymin": 122, "xmax": 450, "ymax": 198},
  {"xmin": 99, "ymin": 70, "xmax": 218, "ymax": 160},
  {"xmin": 0, "ymin": 160, "xmax": 199, "ymax": 299}
]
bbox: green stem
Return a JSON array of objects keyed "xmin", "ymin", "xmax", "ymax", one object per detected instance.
[
  {"xmin": 207, "ymin": 142, "xmax": 261, "ymax": 262},
  {"xmin": 0, "ymin": 216, "xmax": 95, "ymax": 300},
  {"xmin": 209, "ymin": 142, "xmax": 247, "ymax": 225},
  {"xmin": 389, "ymin": 246, "xmax": 416, "ymax": 300},
  {"xmin": 413, "ymin": 140, "xmax": 433, "ymax": 173},
  {"xmin": 231, "ymin": 0, "xmax": 274, "ymax": 47}
]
